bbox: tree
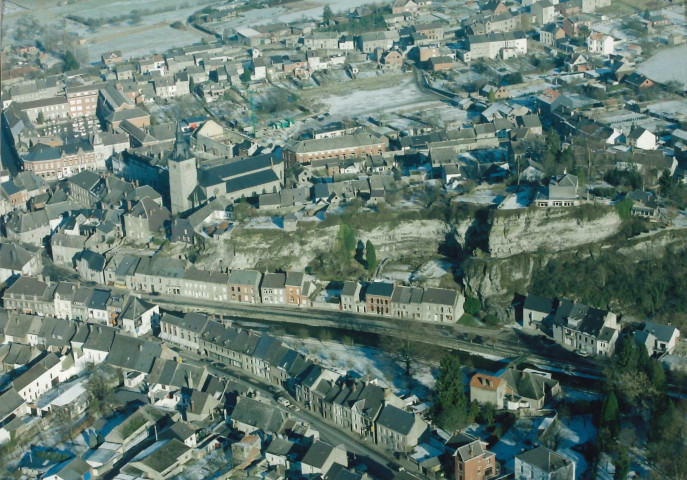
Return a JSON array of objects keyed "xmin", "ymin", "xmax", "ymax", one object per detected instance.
[
  {"xmin": 481, "ymin": 402, "xmax": 495, "ymax": 427},
  {"xmin": 240, "ymin": 68, "xmax": 252, "ymax": 83},
  {"xmin": 615, "ymin": 197, "xmax": 634, "ymax": 221},
  {"xmin": 614, "ymin": 446, "xmax": 631, "ymax": 480},
  {"xmin": 337, "ymin": 223, "xmax": 356, "ymax": 255},
  {"xmin": 488, "ymin": 88, "xmax": 496, "ymax": 103},
  {"xmin": 464, "ymin": 296, "xmax": 481, "ymax": 316},
  {"xmin": 365, "ymin": 240, "xmax": 377, "ymax": 272},
  {"xmin": 381, "ymin": 331, "xmax": 427, "ymax": 378},
  {"xmin": 323, "ymin": 5, "xmax": 333, "ymax": 24},
  {"xmin": 600, "ymin": 391, "xmax": 620, "ymax": 437},
  {"xmin": 432, "ymin": 354, "xmax": 468, "ymax": 431},
  {"xmin": 63, "ymin": 50, "xmax": 80, "ymax": 71},
  {"xmin": 36, "ymin": 111, "xmax": 45, "ymax": 124}
]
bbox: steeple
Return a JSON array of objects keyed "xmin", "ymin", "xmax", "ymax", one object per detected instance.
[{"xmin": 173, "ymin": 122, "xmax": 191, "ymax": 161}]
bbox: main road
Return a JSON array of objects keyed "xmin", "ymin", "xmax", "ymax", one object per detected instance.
[{"xmin": 140, "ymin": 292, "xmax": 609, "ymax": 382}]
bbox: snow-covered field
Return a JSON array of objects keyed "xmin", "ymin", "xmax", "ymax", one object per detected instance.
[
  {"xmin": 637, "ymin": 44, "xmax": 687, "ymax": 90},
  {"xmin": 499, "ymin": 188, "xmax": 533, "ymax": 210},
  {"xmin": 281, "ymin": 337, "xmax": 437, "ymax": 398},
  {"xmin": 320, "ymin": 77, "xmax": 438, "ymax": 117}
]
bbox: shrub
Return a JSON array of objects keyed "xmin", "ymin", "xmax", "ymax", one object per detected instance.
[{"xmin": 464, "ymin": 296, "xmax": 481, "ymax": 316}]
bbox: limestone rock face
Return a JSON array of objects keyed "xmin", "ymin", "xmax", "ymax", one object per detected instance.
[{"xmin": 488, "ymin": 207, "xmax": 622, "ymax": 257}]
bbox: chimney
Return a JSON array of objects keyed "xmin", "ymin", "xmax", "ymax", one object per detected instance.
[
  {"xmin": 190, "ymin": 400, "xmax": 195, "ymax": 412},
  {"xmin": 138, "ymin": 344, "xmax": 143, "ymax": 351}
]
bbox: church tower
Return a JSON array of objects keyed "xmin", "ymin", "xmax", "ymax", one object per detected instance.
[{"xmin": 168, "ymin": 124, "xmax": 197, "ymax": 215}]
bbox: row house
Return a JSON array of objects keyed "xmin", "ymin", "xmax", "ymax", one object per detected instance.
[
  {"xmin": 283, "ymin": 133, "xmax": 388, "ymax": 165},
  {"xmin": 261, "ymin": 273, "xmax": 286, "ymax": 304},
  {"xmin": 12, "ymin": 353, "xmax": 63, "ymax": 403},
  {"xmin": 181, "ymin": 267, "xmax": 229, "ymax": 302},
  {"xmin": 22, "ymin": 141, "xmax": 98, "ymax": 180},
  {"xmin": 228, "ymin": 270, "xmax": 262, "ymax": 303},
  {"xmin": 466, "ymin": 31, "xmax": 528, "ymax": 60},
  {"xmin": 160, "ymin": 311, "xmax": 210, "ymax": 352},
  {"xmin": 285, "ymin": 272, "xmax": 309, "ymax": 306},
  {"xmin": 15, "ymin": 96, "xmax": 70, "ymax": 123},
  {"xmin": 2, "ymin": 276, "xmax": 56, "ymax": 316}
]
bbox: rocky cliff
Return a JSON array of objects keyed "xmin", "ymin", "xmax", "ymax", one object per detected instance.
[{"xmin": 488, "ymin": 206, "xmax": 622, "ymax": 257}]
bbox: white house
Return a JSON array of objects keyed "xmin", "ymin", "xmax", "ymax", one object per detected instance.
[
  {"xmin": 633, "ymin": 322, "xmax": 681, "ymax": 356},
  {"xmin": 587, "ymin": 33, "xmax": 614, "ymax": 56},
  {"xmin": 627, "ymin": 126, "xmax": 657, "ymax": 150},
  {"xmin": 119, "ymin": 296, "xmax": 159, "ymax": 337},
  {"xmin": 12, "ymin": 353, "xmax": 63, "ymax": 403}
]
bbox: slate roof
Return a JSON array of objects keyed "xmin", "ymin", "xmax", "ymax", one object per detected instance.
[
  {"xmin": 375, "ymin": 404, "xmax": 417, "ymax": 435},
  {"xmin": 523, "ymin": 294, "xmax": 554, "ymax": 314},
  {"xmin": 302, "ymin": 440, "xmax": 337, "ymax": 469},
  {"xmin": 232, "ymin": 396, "xmax": 285, "ymax": 433},
  {"xmin": 391, "ymin": 286, "xmax": 423, "ymax": 305},
  {"xmin": 0, "ymin": 242, "xmax": 37, "ymax": 271},
  {"xmin": 642, "ymin": 321, "xmax": 679, "ymax": 344},
  {"xmin": 225, "ymin": 169, "xmax": 280, "ymax": 195},
  {"xmin": 262, "ymin": 273, "xmax": 286, "ymax": 289},
  {"xmin": 365, "ymin": 281, "xmax": 395, "ymax": 298},
  {"xmin": 421, "ymin": 288, "xmax": 457, "ymax": 306},
  {"xmin": 106, "ymin": 334, "xmax": 161, "ymax": 373},
  {"xmin": 0, "ymin": 388, "xmax": 25, "ymax": 422},
  {"xmin": 517, "ymin": 446, "xmax": 572, "ymax": 473},
  {"xmin": 228, "ymin": 270, "xmax": 261, "ymax": 286}
]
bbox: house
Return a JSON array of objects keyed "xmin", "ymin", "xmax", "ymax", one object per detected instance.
[
  {"xmin": 421, "ymin": 288, "xmax": 465, "ymax": 323},
  {"xmin": 428, "ymin": 56, "xmax": 454, "ymax": 72},
  {"xmin": 265, "ymin": 436, "xmax": 299, "ymax": 468},
  {"xmin": 374, "ymin": 404, "xmax": 428, "ymax": 452},
  {"xmin": 2, "ymin": 276, "xmax": 56, "ymax": 316},
  {"xmin": 626, "ymin": 126, "xmax": 657, "ymax": 151},
  {"xmin": 467, "ymin": 31, "xmax": 527, "ymax": 60},
  {"xmin": 392, "ymin": 0, "xmax": 419, "ymax": 14},
  {"xmin": 552, "ymin": 300, "xmax": 619, "ymax": 356},
  {"xmin": 587, "ymin": 33, "xmax": 614, "ymax": 56},
  {"xmin": 170, "ymin": 218, "xmax": 195, "ymax": 245},
  {"xmin": 633, "ymin": 322, "xmax": 680, "ymax": 356},
  {"xmin": 562, "ymin": 15, "xmax": 593, "ymax": 37},
  {"xmin": 301, "ymin": 440, "xmax": 348, "ymax": 477},
  {"xmin": 340, "ymin": 281, "xmax": 364, "ymax": 313},
  {"xmin": 127, "ymin": 438, "xmax": 193, "ymax": 480},
  {"xmin": 448, "ymin": 432, "xmax": 499, "ymax": 480},
  {"xmin": 261, "ymin": 273, "xmax": 287, "ymax": 304},
  {"xmin": 102, "ymin": 50, "xmax": 124, "ymax": 65},
  {"xmin": 539, "ymin": 23, "xmax": 565, "ymax": 46},
  {"xmin": 531, "ymin": 1, "xmax": 556, "ymax": 25},
  {"xmin": 469, "ymin": 368, "xmax": 561, "ymax": 411},
  {"xmin": 515, "ymin": 447, "xmax": 575, "ymax": 480},
  {"xmin": 75, "ymin": 249, "xmax": 106, "ymax": 284},
  {"xmin": 123, "ymin": 196, "xmax": 171, "ymax": 241},
  {"xmin": 624, "ymin": 72, "xmax": 655, "ymax": 90},
  {"xmin": 534, "ymin": 173, "xmax": 580, "ymax": 207},
  {"xmin": 0, "ymin": 242, "xmax": 42, "ymax": 284},
  {"xmin": 365, "ymin": 281, "xmax": 395, "ymax": 315},
  {"xmin": 231, "ymin": 396, "xmax": 286, "ymax": 434},
  {"xmin": 522, "ymin": 294, "xmax": 555, "ymax": 331},
  {"xmin": 232, "ymin": 434, "xmax": 262, "ymax": 470},
  {"xmin": 228, "ymin": 270, "xmax": 262, "ymax": 304},
  {"xmin": 390, "ymin": 286, "xmax": 423, "ymax": 320},
  {"xmin": 160, "ymin": 312, "xmax": 209, "ymax": 352},
  {"xmin": 119, "ymin": 296, "xmax": 158, "ymax": 336},
  {"xmin": 12, "ymin": 353, "xmax": 62, "ymax": 402},
  {"xmin": 285, "ymin": 272, "xmax": 309, "ymax": 306}
]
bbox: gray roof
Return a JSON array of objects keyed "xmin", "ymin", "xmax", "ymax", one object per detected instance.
[
  {"xmin": 375, "ymin": 404, "xmax": 417, "ymax": 435},
  {"xmin": 365, "ymin": 281, "xmax": 394, "ymax": 298},
  {"xmin": 523, "ymin": 294, "xmax": 554, "ymax": 314},
  {"xmin": 302, "ymin": 440, "xmax": 337, "ymax": 469},
  {"xmin": 83, "ymin": 325, "xmax": 116, "ymax": 352},
  {"xmin": 262, "ymin": 272, "xmax": 286, "ymax": 289},
  {"xmin": 0, "ymin": 242, "xmax": 37, "ymax": 271},
  {"xmin": 642, "ymin": 322, "xmax": 678, "ymax": 343},
  {"xmin": 229, "ymin": 270, "xmax": 261, "ymax": 286},
  {"xmin": 516, "ymin": 446, "xmax": 573, "ymax": 473},
  {"xmin": 421, "ymin": 287, "xmax": 457, "ymax": 306},
  {"xmin": 12, "ymin": 353, "xmax": 60, "ymax": 392},
  {"xmin": 391, "ymin": 286, "xmax": 423, "ymax": 305},
  {"xmin": 232, "ymin": 396, "xmax": 285, "ymax": 433},
  {"xmin": 0, "ymin": 388, "xmax": 24, "ymax": 422},
  {"xmin": 107, "ymin": 334, "xmax": 161, "ymax": 373}
]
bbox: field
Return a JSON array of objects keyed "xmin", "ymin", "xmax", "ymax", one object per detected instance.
[{"xmin": 637, "ymin": 44, "xmax": 687, "ymax": 91}]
